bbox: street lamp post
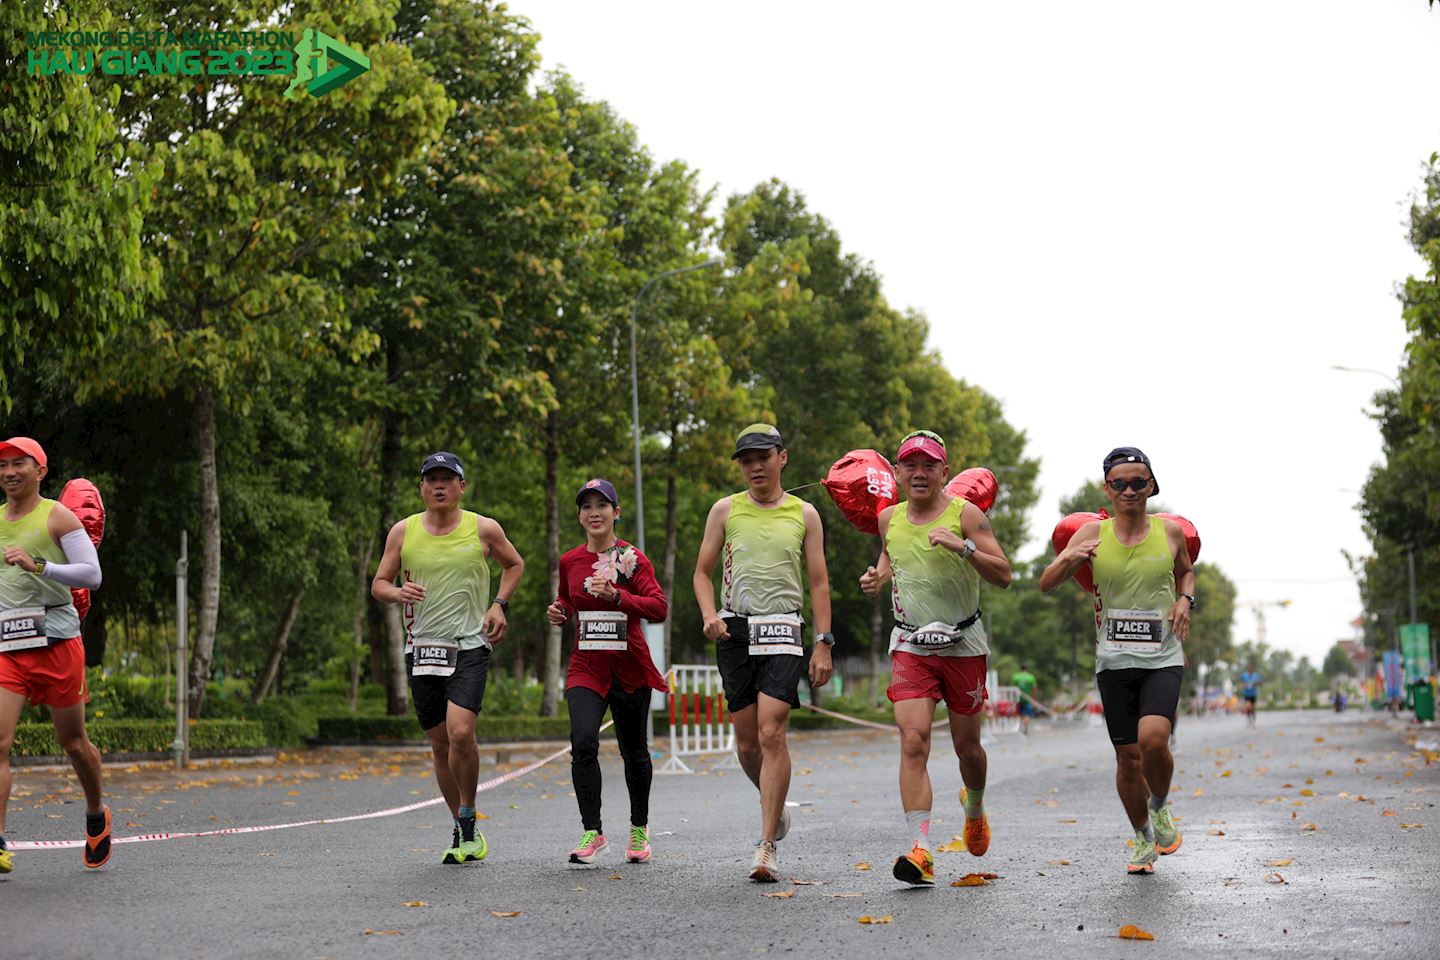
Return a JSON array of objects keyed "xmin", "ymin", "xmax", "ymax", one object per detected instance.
[{"xmin": 629, "ymin": 257, "xmax": 724, "ymax": 554}]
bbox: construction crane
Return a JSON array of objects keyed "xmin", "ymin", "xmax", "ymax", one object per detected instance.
[{"xmin": 1248, "ymin": 599, "xmax": 1292, "ymax": 646}]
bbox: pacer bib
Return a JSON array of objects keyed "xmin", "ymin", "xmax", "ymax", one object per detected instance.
[
  {"xmin": 578, "ymin": 610, "xmax": 628, "ymax": 651},
  {"xmin": 410, "ymin": 640, "xmax": 459, "ymax": 677},
  {"xmin": 1103, "ymin": 608, "xmax": 1164, "ymax": 652},
  {"xmin": 0, "ymin": 606, "xmax": 47, "ymax": 652},
  {"xmin": 747, "ymin": 613, "xmax": 803, "ymax": 656}
]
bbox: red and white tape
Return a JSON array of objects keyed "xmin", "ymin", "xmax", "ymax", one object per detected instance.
[{"xmin": 10, "ymin": 724, "xmax": 608, "ymax": 852}]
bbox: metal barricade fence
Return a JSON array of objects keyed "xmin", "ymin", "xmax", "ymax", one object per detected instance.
[
  {"xmin": 657, "ymin": 663, "xmax": 737, "ymax": 775},
  {"xmin": 985, "ymin": 669, "xmax": 1022, "ymax": 738}
]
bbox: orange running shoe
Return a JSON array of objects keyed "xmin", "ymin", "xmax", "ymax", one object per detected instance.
[
  {"xmin": 959, "ymin": 789, "xmax": 990, "ymax": 857},
  {"xmin": 892, "ymin": 844, "xmax": 935, "ymax": 886},
  {"xmin": 84, "ymin": 806, "xmax": 111, "ymax": 868}
]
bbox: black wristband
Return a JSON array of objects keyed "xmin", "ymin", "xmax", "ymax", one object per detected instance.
[
  {"xmin": 1180, "ymin": 593, "xmax": 1196, "ymax": 609},
  {"xmin": 491, "ymin": 597, "xmax": 509, "ymax": 615}
]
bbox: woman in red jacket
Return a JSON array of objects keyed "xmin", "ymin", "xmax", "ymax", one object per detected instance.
[{"xmin": 546, "ymin": 478, "xmax": 669, "ymax": 865}]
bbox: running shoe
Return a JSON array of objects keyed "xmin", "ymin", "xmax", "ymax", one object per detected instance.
[
  {"xmin": 83, "ymin": 806, "xmax": 111, "ymax": 869},
  {"xmin": 625, "ymin": 826, "xmax": 651, "ymax": 863},
  {"xmin": 444, "ymin": 832, "xmax": 488, "ymax": 865},
  {"xmin": 1151, "ymin": 805, "xmax": 1182, "ymax": 855},
  {"xmin": 959, "ymin": 789, "xmax": 990, "ymax": 857},
  {"xmin": 776, "ymin": 806, "xmax": 792, "ymax": 842},
  {"xmin": 749, "ymin": 840, "xmax": 779, "ymax": 882},
  {"xmin": 569, "ymin": 830, "xmax": 608, "ymax": 864},
  {"xmin": 892, "ymin": 844, "xmax": 935, "ymax": 886},
  {"xmin": 0, "ymin": 836, "xmax": 12, "ymax": 874},
  {"xmin": 1127, "ymin": 834, "xmax": 1157, "ymax": 875},
  {"xmin": 441, "ymin": 824, "xmax": 461, "ymax": 864}
]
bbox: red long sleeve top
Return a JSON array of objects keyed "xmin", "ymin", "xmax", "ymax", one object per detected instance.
[{"xmin": 558, "ymin": 540, "xmax": 670, "ymax": 696}]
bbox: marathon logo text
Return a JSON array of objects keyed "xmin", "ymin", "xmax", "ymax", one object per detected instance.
[{"xmin": 26, "ymin": 30, "xmax": 294, "ymax": 48}]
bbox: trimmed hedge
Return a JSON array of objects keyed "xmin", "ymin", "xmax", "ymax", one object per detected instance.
[
  {"xmin": 12, "ymin": 719, "xmax": 267, "ymax": 757},
  {"xmin": 315, "ymin": 714, "xmax": 573, "ymax": 743}
]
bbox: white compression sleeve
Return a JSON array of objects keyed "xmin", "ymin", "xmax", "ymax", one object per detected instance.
[{"xmin": 39, "ymin": 528, "xmax": 102, "ymax": 589}]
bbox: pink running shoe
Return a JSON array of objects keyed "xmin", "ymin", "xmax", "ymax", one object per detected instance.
[
  {"xmin": 625, "ymin": 826, "xmax": 652, "ymax": 863},
  {"xmin": 568, "ymin": 830, "xmax": 607, "ymax": 864}
]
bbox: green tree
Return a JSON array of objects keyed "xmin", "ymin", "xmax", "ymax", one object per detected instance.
[{"xmin": 1323, "ymin": 642, "xmax": 1355, "ymax": 679}]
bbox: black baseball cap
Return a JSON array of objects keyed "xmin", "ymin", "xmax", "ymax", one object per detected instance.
[
  {"xmin": 1102, "ymin": 446, "xmax": 1158, "ymax": 495},
  {"xmin": 731, "ymin": 423, "xmax": 784, "ymax": 459},
  {"xmin": 576, "ymin": 478, "xmax": 619, "ymax": 507},
  {"xmin": 420, "ymin": 451, "xmax": 465, "ymax": 479}
]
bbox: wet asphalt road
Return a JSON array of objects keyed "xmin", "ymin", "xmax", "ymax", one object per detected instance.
[{"xmin": 3, "ymin": 708, "xmax": 1437, "ymax": 959}]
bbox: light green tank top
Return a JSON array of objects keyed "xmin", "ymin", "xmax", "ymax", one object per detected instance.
[
  {"xmin": 885, "ymin": 497, "xmax": 986, "ymax": 657},
  {"xmin": 400, "ymin": 510, "xmax": 490, "ymax": 650},
  {"xmin": 1092, "ymin": 516, "xmax": 1182, "ymax": 671},
  {"xmin": 0, "ymin": 499, "xmax": 81, "ymax": 640},
  {"xmin": 721, "ymin": 493, "xmax": 805, "ymax": 617}
]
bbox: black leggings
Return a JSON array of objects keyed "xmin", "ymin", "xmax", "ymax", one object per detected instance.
[{"xmin": 566, "ymin": 684, "xmax": 653, "ymax": 832}]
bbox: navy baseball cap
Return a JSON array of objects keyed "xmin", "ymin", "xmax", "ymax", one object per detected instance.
[
  {"xmin": 420, "ymin": 451, "xmax": 465, "ymax": 479},
  {"xmin": 576, "ymin": 478, "xmax": 619, "ymax": 507},
  {"xmin": 1102, "ymin": 446, "xmax": 1158, "ymax": 495}
]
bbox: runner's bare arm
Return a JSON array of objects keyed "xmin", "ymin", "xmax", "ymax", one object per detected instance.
[
  {"xmin": 1164, "ymin": 518, "xmax": 1195, "ymax": 642},
  {"xmin": 1038, "ymin": 521, "xmax": 1101, "ymax": 593},
  {"xmin": 802, "ymin": 501, "xmax": 834, "ymax": 686},
  {"xmin": 693, "ymin": 498, "xmax": 732, "ymax": 640},
  {"xmin": 480, "ymin": 516, "xmax": 524, "ymax": 643},
  {"xmin": 370, "ymin": 521, "xmax": 424, "ymax": 604},
  {"xmin": 960, "ymin": 502, "xmax": 1012, "ymax": 589},
  {"xmin": 859, "ymin": 506, "xmax": 895, "ymax": 597}
]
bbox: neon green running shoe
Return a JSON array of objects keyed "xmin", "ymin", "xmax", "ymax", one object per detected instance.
[
  {"xmin": 443, "ymin": 830, "xmax": 488, "ymax": 865},
  {"xmin": 1150, "ymin": 805, "xmax": 1181, "ymax": 855},
  {"xmin": 1127, "ymin": 832, "xmax": 1157, "ymax": 875}
]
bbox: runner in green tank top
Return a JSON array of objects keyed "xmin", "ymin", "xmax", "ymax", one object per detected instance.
[
  {"xmin": 693, "ymin": 423, "xmax": 833, "ymax": 883},
  {"xmin": 0, "ymin": 437, "xmax": 110, "ymax": 874},
  {"xmin": 858, "ymin": 430, "xmax": 1012, "ymax": 886},
  {"xmin": 1040, "ymin": 447, "xmax": 1196, "ymax": 876},
  {"xmin": 372, "ymin": 451, "xmax": 524, "ymax": 865}
]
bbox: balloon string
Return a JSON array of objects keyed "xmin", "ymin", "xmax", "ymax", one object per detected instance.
[{"xmin": 785, "ymin": 480, "xmax": 825, "ymax": 494}]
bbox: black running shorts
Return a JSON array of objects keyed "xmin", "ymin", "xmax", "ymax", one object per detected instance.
[
  {"xmin": 1095, "ymin": 665, "xmax": 1183, "ymax": 745},
  {"xmin": 408, "ymin": 645, "xmax": 491, "ymax": 732},
  {"xmin": 715, "ymin": 616, "xmax": 806, "ymax": 712}
]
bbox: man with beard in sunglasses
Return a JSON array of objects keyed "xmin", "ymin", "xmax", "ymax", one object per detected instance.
[{"xmin": 1039, "ymin": 447, "xmax": 1195, "ymax": 876}]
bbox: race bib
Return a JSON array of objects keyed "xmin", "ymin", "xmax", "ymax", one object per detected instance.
[
  {"xmin": 578, "ymin": 610, "xmax": 628, "ymax": 651},
  {"xmin": 1104, "ymin": 608, "xmax": 1164, "ymax": 652},
  {"xmin": 904, "ymin": 620, "xmax": 961, "ymax": 649},
  {"xmin": 0, "ymin": 606, "xmax": 47, "ymax": 653},
  {"xmin": 748, "ymin": 613, "xmax": 803, "ymax": 657},
  {"xmin": 410, "ymin": 640, "xmax": 459, "ymax": 677}
]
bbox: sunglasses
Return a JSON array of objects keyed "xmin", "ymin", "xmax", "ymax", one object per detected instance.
[{"xmin": 1107, "ymin": 477, "xmax": 1152, "ymax": 492}]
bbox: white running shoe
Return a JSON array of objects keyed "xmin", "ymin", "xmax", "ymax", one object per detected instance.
[{"xmin": 749, "ymin": 840, "xmax": 779, "ymax": 882}]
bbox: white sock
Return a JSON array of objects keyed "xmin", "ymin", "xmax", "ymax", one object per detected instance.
[{"xmin": 905, "ymin": 809, "xmax": 931, "ymax": 851}]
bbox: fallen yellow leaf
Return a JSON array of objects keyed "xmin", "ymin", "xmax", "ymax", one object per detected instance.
[
  {"xmin": 1118, "ymin": 924, "xmax": 1155, "ymax": 940},
  {"xmin": 1300, "ymin": 789, "xmax": 1315, "ymax": 797},
  {"xmin": 1193, "ymin": 788, "xmax": 1204, "ymax": 797},
  {"xmin": 1400, "ymin": 823, "xmax": 1425, "ymax": 829},
  {"xmin": 1300, "ymin": 823, "xmax": 1317, "ymax": 831},
  {"xmin": 1209, "ymin": 829, "xmax": 1225, "ymax": 836},
  {"xmin": 952, "ymin": 873, "xmax": 989, "ymax": 886},
  {"xmin": 1305, "ymin": 778, "xmax": 1315, "ymax": 785},
  {"xmin": 1314, "ymin": 737, "xmax": 1325, "ymax": 743},
  {"xmin": 490, "ymin": 911, "xmax": 521, "ymax": 918},
  {"xmin": 764, "ymin": 890, "xmax": 796, "ymax": 899},
  {"xmin": 607, "ymin": 874, "xmax": 623, "ymax": 880},
  {"xmin": 853, "ymin": 862, "xmax": 872, "ymax": 871},
  {"xmin": 857, "ymin": 915, "xmax": 894, "ymax": 924},
  {"xmin": 935, "ymin": 837, "xmax": 967, "ymax": 853},
  {"xmin": 789, "ymin": 879, "xmax": 824, "ymax": 885},
  {"xmin": 402, "ymin": 902, "xmax": 428, "ymax": 908},
  {"xmin": 1048, "ymin": 859, "xmax": 1073, "ymax": 866},
  {"xmin": 1265, "ymin": 858, "xmax": 1293, "ymax": 867},
  {"xmin": 1220, "ymin": 770, "xmax": 1232, "ymax": 777},
  {"xmin": 1382, "ymin": 810, "xmax": 1398, "ymax": 816},
  {"xmin": 363, "ymin": 930, "xmax": 402, "ymax": 936},
  {"xmin": 1058, "ymin": 818, "xmax": 1079, "ymax": 824},
  {"xmin": 1264, "ymin": 872, "xmax": 1287, "ymax": 884}
]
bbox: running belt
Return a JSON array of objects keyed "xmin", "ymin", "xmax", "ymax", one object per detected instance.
[{"xmin": 896, "ymin": 606, "xmax": 983, "ymax": 634}]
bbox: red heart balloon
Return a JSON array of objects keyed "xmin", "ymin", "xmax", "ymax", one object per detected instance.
[
  {"xmin": 59, "ymin": 478, "xmax": 105, "ymax": 623},
  {"xmin": 1154, "ymin": 513, "xmax": 1201, "ymax": 562},
  {"xmin": 822, "ymin": 450, "xmax": 898, "ymax": 535},
  {"xmin": 1052, "ymin": 511, "xmax": 1106, "ymax": 594},
  {"xmin": 944, "ymin": 467, "xmax": 998, "ymax": 514}
]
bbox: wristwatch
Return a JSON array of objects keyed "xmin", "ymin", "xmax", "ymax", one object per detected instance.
[
  {"xmin": 33, "ymin": 557, "xmax": 47, "ymax": 576},
  {"xmin": 815, "ymin": 632, "xmax": 836, "ymax": 646},
  {"xmin": 491, "ymin": 597, "xmax": 510, "ymax": 615},
  {"xmin": 960, "ymin": 538, "xmax": 977, "ymax": 560},
  {"xmin": 612, "ymin": 589, "xmax": 623, "ymax": 608},
  {"xmin": 1180, "ymin": 593, "xmax": 1196, "ymax": 609}
]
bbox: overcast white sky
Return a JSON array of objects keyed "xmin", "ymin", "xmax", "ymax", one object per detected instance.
[{"xmin": 512, "ymin": 0, "xmax": 1439, "ymax": 666}]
